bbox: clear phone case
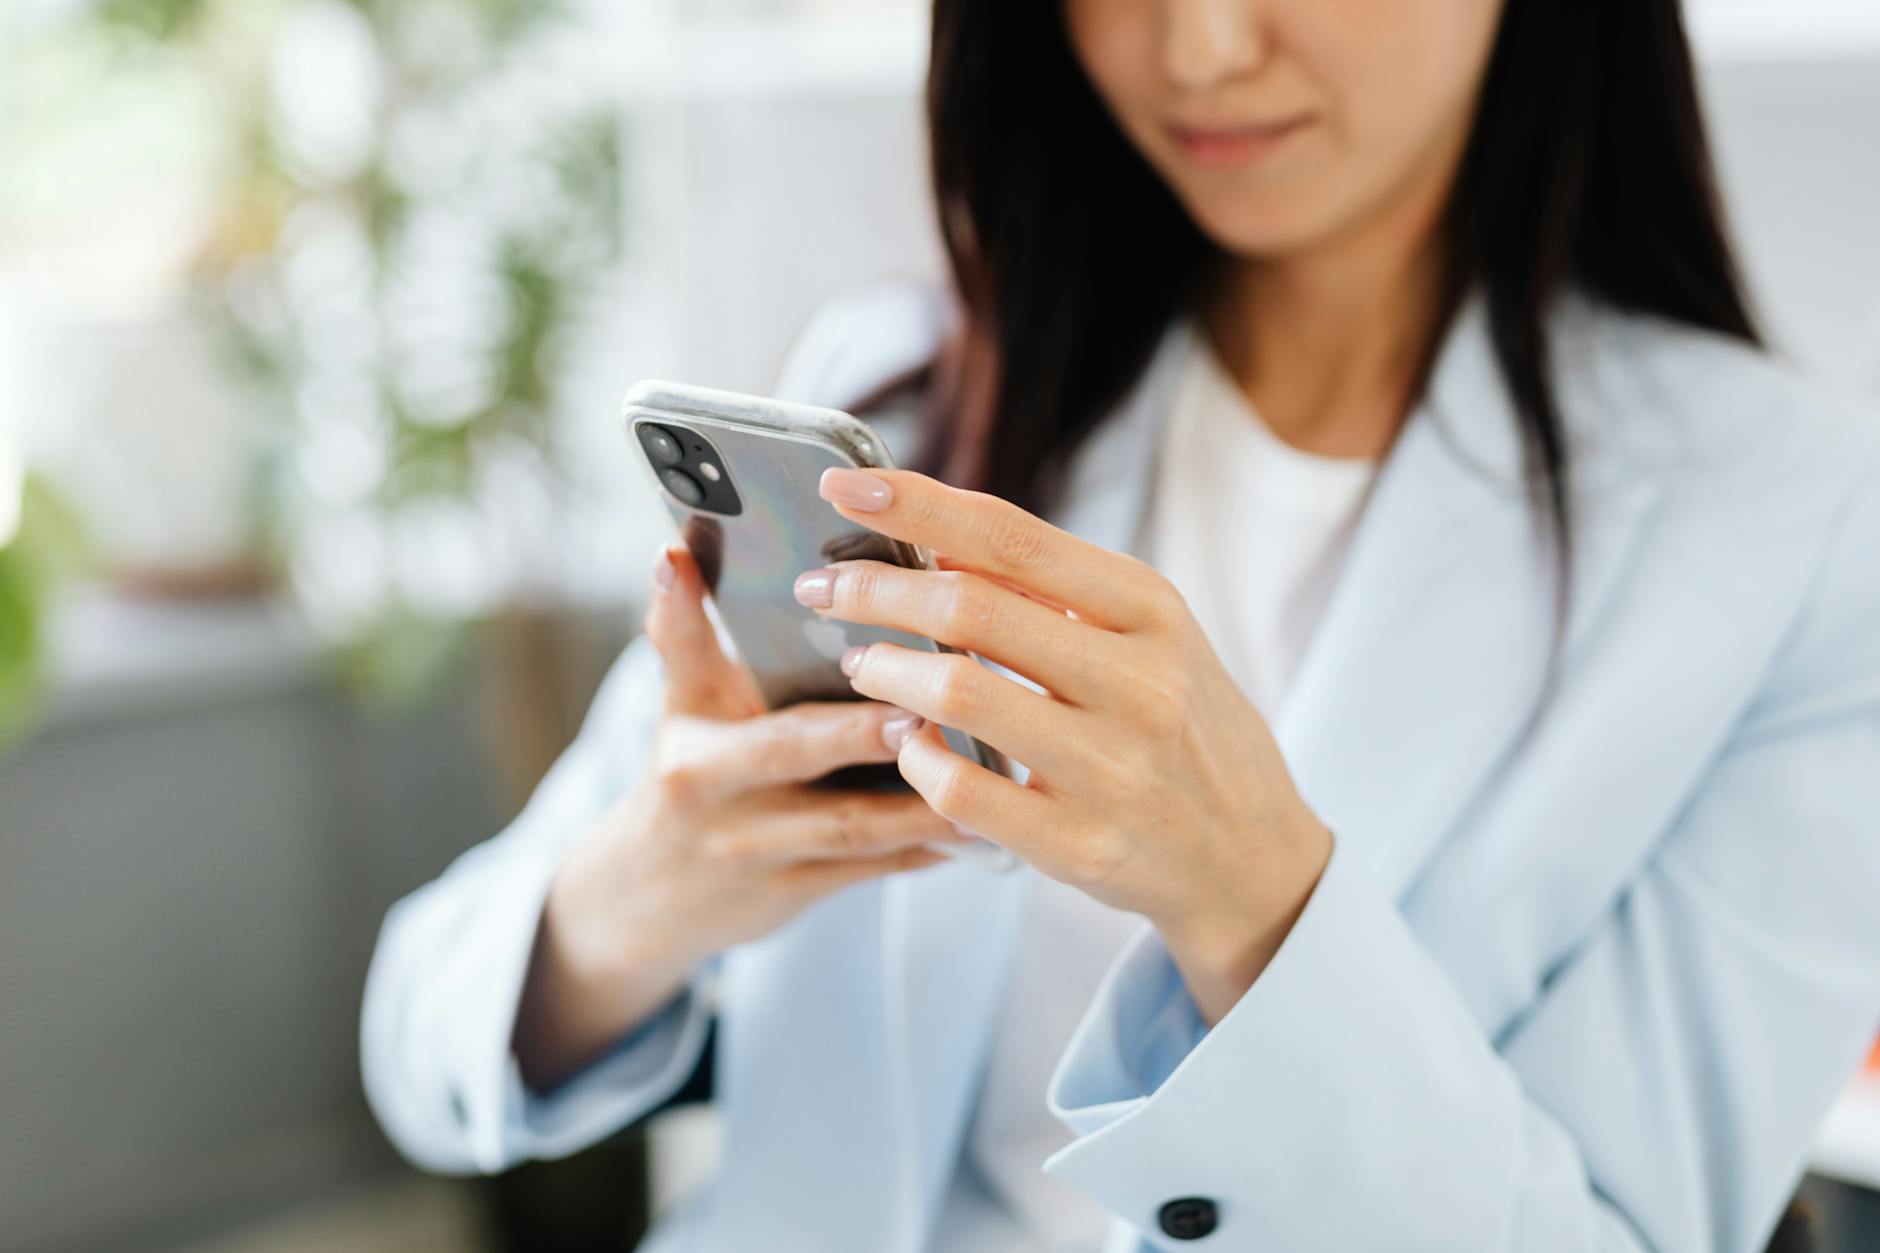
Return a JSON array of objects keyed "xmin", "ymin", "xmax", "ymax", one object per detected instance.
[{"xmin": 622, "ymin": 379, "xmax": 1016, "ymax": 872}]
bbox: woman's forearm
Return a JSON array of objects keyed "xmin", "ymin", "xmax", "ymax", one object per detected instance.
[{"xmin": 510, "ymin": 863, "xmax": 698, "ymax": 1094}]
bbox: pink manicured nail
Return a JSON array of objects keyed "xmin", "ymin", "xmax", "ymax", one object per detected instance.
[
  {"xmin": 841, "ymin": 644, "xmax": 868, "ymax": 677},
  {"xmin": 820, "ymin": 467, "xmax": 894, "ymax": 512},
  {"xmin": 793, "ymin": 568, "xmax": 836, "ymax": 608},
  {"xmin": 653, "ymin": 548, "xmax": 676, "ymax": 590},
  {"xmin": 882, "ymin": 713, "xmax": 923, "ymax": 751}
]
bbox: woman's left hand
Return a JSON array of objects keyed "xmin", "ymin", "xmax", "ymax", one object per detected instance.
[{"xmin": 794, "ymin": 466, "xmax": 1335, "ymax": 1024}]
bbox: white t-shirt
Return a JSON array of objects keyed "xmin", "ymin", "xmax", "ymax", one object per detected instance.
[{"xmin": 931, "ymin": 331, "xmax": 1380, "ymax": 1251}]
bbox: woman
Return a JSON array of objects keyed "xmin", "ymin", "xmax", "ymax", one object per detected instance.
[{"xmin": 363, "ymin": 0, "xmax": 1880, "ymax": 1249}]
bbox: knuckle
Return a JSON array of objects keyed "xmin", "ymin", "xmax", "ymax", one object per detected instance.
[
  {"xmin": 776, "ymin": 738, "xmax": 821, "ymax": 783},
  {"xmin": 1131, "ymin": 667, "xmax": 1190, "ymax": 732},
  {"xmin": 1120, "ymin": 551, "xmax": 1165, "ymax": 585},
  {"xmin": 986, "ymin": 509, "xmax": 1050, "ymax": 571},
  {"xmin": 785, "ymin": 705, "xmax": 872, "ymax": 774},
  {"xmin": 938, "ymin": 573, "xmax": 1000, "ymax": 639},
  {"xmin": 1138, "ymin": 564, "xmax": 1188, "ymax": 627},
  {"xmin": 1109, "ymin": 554, "xmax": 1173, "ymax": 620},
  {"xmin": 906, "ymin": 487, "xmax": 951, "ymax": 532},
  {"xmin": 836, "ymin": 703, "xmax": 879, "ymax": 751},
  {"xmin": 817, "ymin": 803, "xmax": 865, "ymax": 855},
  {"xmin": 699, "ymin": 831, "xmax": 748, "ymax": 869},
  {"xmin": 840, "ymin": 561, "xmax": 885, "ymax": 611},
  {"xmin": 928, "ymin": 655, "xmax": 985, "ymax": 722},
  {"xmin": 1065, "ymin": 826, "xmax": 1126, "ymax": 888},
  {"xmin": 652, "ymin": 755, "xmax": 705, "ymax": 808},
  {"xmin": 1112, "ymin": 752, "xmax": 1157, "ymax": 802},
  {"xmin": 855, "ymin": 705, "xmax": 897, "ymax": 756},
  {"xmin": 923, "ymin": 758, "xmax": 975, "ymax": 820}
]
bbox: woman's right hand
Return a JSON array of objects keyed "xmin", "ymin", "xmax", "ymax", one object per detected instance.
[{"xmin": 513, "ymin": 544, "xmax": 961, "ymax": 1090}]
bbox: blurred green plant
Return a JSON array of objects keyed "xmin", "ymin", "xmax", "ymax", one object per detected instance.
[
  {"xmin": 0, "ymin": 480, "xmax": 90, "ymax": 742},
  {"xmin": 61, "ymin": 0, "xmax": 625, "ymax": 709}
]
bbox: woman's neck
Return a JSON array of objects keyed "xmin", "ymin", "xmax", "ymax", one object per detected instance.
[{"xmin": 1203, "ymin": 178, "xmax": 1452, "ymax": 462}]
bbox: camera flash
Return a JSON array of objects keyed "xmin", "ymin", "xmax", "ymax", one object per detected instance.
[{"xmin": 700, "ymin": 461, "xmax": 722, "ymax": 482}]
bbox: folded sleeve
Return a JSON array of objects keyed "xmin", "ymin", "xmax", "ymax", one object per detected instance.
[
  {"xmin": 359, "ymin": 281, "xmax": 951, "ymax": 1177},
  {"xmin": 1046, "ymin": 465, "xmax": 1880, "ymax": 1251},
  {"xmin": 361, "ymin": 636, "xmax": 715, "ymax": 1174}
]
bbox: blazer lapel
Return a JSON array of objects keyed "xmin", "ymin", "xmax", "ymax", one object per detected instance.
[
  {"xmin": 880, "ymin": 296, "xmax": 1664, "ymax": 1244},
  {"xmin": 881, "ymin": 323, "xmax": 1196, "ymax": 1241},
  {"xmin": 1272, "ymin": 299, "xmax": 1665, "ymax": 895},
  {"xmin": 706, "ymin": 884, "xmax": 911, "ymax": 1248}
]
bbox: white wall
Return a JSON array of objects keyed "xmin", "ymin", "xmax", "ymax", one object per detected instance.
[
  {"xmin": 1700, "ymin": 46, "xmax": 1880, "ymax": 383},
  {"xmin": 549, "ymin": 12, "xmax": 942, "ymax": 599},
  {"xmin": 557, "ymin": 3, "xmax": 1880, "ymax": 600},
  {"xmin": 601, "ymin": 4, "xmax": 1880, "ymax": 397}
]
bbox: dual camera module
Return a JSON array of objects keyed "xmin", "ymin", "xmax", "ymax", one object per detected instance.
[{"xmin": 637, "ymin": 422, "xmax": 743, "ymax": 516}]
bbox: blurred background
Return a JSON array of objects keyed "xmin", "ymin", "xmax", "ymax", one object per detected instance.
[{"xmin": 0, "ymin": 0, "xmax": 1877, "ymax": 1250}]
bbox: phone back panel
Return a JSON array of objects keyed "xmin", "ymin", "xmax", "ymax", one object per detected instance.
[{"xmin": 622, "ymin": 382, "xmax": 978, "ymax": 748}]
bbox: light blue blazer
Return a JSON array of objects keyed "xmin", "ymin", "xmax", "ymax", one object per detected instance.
[{"xmin": 362, "ymin": 285, "xmax": 1880, "ymax": 1252}]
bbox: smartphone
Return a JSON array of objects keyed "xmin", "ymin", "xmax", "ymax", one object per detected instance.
[{"xmin": 622, "ymin": 379, "xmax": 1015, "ymax": 872}]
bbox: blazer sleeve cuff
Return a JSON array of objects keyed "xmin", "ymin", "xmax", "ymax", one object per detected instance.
[
  {"xmin": 1043, "ymin": 839, "xmax": 1528, "ymax": 1250},
  {"xmin": 380, "ymin": 829, "xmax": 712, "ymax": 1174},
  {"xmin": 1044, "ymin": 918, "xmax": 1209, "ymax": 1139},
  {"xmin": 501, "ymin": 974, "xmax": 715, "ymax": 1163}
]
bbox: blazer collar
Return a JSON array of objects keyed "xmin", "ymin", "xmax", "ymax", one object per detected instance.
[
  {"xmin": 877, "ymin": 318, "xmax": 1199, "ymax": 1239},
  {"xmin": 1271, "ymin": 295, "xmax": 1665, "ymax": 891}
]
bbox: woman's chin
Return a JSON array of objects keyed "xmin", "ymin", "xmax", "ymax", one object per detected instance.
[{"xmin": 1183, "ymin": 197, "xmax": 1348, "ymax": 263}]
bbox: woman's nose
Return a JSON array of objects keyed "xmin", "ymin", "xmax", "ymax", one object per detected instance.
[{"xmin": 1163, "ymin": 0, "xmax": 1270, "ymax": 92}]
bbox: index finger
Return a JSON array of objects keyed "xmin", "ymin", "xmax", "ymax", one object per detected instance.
[
  {"xmin": 645, "ymin": 544, "xmax": 763, "ymax": 719},
  {"xmin": 818, "ymin": 467, "xmax": 1155, "ymax": 631},
  {"xmin": 663, "ymin": 700, "xmax": 921, "ymax": 800}
]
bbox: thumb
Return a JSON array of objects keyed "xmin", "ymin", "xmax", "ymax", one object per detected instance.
[{"xmin": 645, "ymin": 545, "xmax": 762, "ymax": 718}]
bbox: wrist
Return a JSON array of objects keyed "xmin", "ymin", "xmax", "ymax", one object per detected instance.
[
  {"xmin": 515, "ymin": 856, "xmax": 699, "ymax": 1091},
  {"xmin": 1156, "ymin": 913, "xmax": 1289, "ymax": 1029},
  {"xmin": 544, "ymin": 854, "xmax": 700, "ymax": 1000},
  {"xmin": 1157, "ymin": 811, "xmax": 1333, "ymax": 1026}
]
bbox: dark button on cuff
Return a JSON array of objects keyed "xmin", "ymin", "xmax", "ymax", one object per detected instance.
[{"xmin": 1158, "ymin": 1196, "xmax": 1219, "ymax": 1240}]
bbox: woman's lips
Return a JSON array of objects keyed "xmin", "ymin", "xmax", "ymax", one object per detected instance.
[{"xmin": 1167, "ymin": 116, "xmax": 1312, "ymax": 168}]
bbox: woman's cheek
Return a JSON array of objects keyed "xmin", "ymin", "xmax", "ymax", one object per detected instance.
[
  {"xmin": 1273, "ymin": 0, "xmax": 1505, "ymax": 230},
  {"xmin": 1061, "ymin": 0, "xmax": 1160, "ymax": 117}
]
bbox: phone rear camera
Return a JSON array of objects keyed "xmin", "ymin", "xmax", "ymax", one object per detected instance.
[
  {"xmin": 639, "ymin": 424, "xmax": 685, "ymax": 467},
  {"xmin": 633, "ymin": 417, "xmax": 740, "ymax": 515},
  {"xmin": 660, "ymin": 467, "xmax": 706, "ymax": 507}
]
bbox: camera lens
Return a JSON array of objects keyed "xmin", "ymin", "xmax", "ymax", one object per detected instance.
[
  {"xmin": 639, "ymin": 424, "xmax": 685, "ymax": 467},
  {"xmin": 660, "ymin": 467, "xmax": 706, "ymax": 507}
]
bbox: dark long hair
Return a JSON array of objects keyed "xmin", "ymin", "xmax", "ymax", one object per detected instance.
[{"xmin": 915, "ymin": 0, "xmax": 1759, "ymax": 580}]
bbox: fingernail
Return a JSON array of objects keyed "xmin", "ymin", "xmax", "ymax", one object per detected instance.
[
  {"xmin": 820, "ymin": 467, "xmax": 894, "ymax": 512},
  {"xmin": 793, "ymin": 568, "xmax": 836, "ymax": 609},
  {"xmin": 653, "ymin": 548, "xmax": 676, "ymax": 590},
  {"xmin": 882, "ymin": 712, "xmax": 923, "ymax": 751},
  {"xmin": 841, "ymin": 644, "xmax": 867, "ymax": 677}
]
